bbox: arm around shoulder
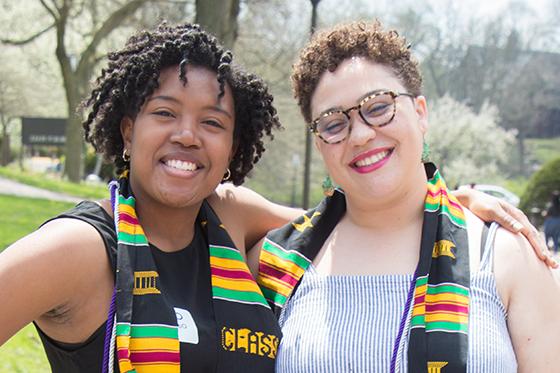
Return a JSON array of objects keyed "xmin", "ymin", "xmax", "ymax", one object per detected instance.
[
  {"xmin": 209, "ymin": 184, "xmax": 302, "ymax": 251},
  {"xmin": 493, "ymin": 228, "xmax": 560, "ymax": 372},
  {"xmin": 0, "ymin": 217, "xmax": 112, "ymax": 345}
]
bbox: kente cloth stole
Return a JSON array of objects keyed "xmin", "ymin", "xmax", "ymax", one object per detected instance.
[
  {"xmin": 257, "ymin": 163, "xmax": 470, "ymax": 373},
  {"xmin": 104, "ymin": 176, "xmax": 274, "ymax": 373}
]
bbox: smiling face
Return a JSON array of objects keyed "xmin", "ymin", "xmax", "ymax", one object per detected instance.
[
  {"xmin": 310, "ymin": 57, "xmax": 428, "ymax": 205},
  {"xmin": 121, "ymin": 65, "xmax": 235, "ymax": 209}
]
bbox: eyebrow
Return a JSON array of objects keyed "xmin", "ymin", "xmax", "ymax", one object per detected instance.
[
  {"xmin": 316, "ymin": 88, "xmax": 388, "ymax": 118},
  {"xmin": 148, "ymin": 95, "xmax": 181, "ymax": 104},
  {"xmin": 147, "ymin": 95, "xmax": 233, "ymax": 119}
]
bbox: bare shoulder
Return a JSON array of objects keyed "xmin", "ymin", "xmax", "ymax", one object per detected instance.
[
  {"xmin": 210, "ymin": 184, "xmax": 302, "ymax": 220},
  {"xmin": 493, "ymin": 226, "xmax": 557, "ymax": 305},
  {"xmin": 208, "ymin": 184, "xmax": 301, "ymax": 252},
  {"xmin": 492, "ymin": 225, "xmax": 560, "ymax": 370},
  {"xmin": 2, "ymin": 217, "xmax": 110, "ymax": 293},
  {"xmin": 0, "ymin": 216, "xmax": 112, "ymax": 344}
]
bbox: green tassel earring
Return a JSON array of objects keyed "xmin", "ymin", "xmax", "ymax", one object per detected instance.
[
  {"xmin": 421, "ymin": 140, "xmax": 430, "ymax": 163},
  {"xmin": 322, "ymin": 175, "xmax": 335, "ymax": 197}
]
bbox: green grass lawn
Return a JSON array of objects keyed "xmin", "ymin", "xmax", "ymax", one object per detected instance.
[
  {"xmin": 0, "ymin": 324, "xmax": 50, "ymax": 372},
  {"xmin": 0, "ymin": 166, "xmax": 108, "ymax": 200},
  {"xmin": 0, "ymin": 195, "xmax": 75, "ymax": 371},
  {"xmin": 0, "ymin": 194, "xmax": 74, "ymax": 251}
]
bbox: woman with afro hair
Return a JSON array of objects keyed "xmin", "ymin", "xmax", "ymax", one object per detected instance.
[
  {"xmin": 0, "ymin": 22, "xmax": 298, "ymax": 373},
  {"xmin": 0, "ymin": 21, "xmax": 551, "ymax": 373}
]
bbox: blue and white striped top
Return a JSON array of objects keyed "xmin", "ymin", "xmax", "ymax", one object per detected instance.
[{"xmin": 276, "ymin": 223, "xmax": 517, "ymax": 373}]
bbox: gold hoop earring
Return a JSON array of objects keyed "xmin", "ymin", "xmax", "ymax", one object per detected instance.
[
  {"xmin": 122, "ymin": 148, "xmax": 131, "ymax": 162},
  {"xmin": 222, "ymin": 168, "xmax": 231, "ymax": 181}
]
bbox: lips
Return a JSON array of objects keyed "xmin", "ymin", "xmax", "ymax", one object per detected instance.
[{"xmin": 350, "ymin": 147, "xmax": 393, "ymax": 173}]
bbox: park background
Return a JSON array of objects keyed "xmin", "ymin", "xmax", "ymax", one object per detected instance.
[{"xmin": 0, "ymin": 0, "xmax": 559, "ymax": 370}]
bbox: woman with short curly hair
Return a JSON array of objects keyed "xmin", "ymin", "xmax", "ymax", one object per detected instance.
[
  {"xmin": 83, "ymin": 22, "xmax": 279, "ymax": 186},
  {"xmin": 256, "ymin": 20, "xmax": 560, "ymax": 372}
]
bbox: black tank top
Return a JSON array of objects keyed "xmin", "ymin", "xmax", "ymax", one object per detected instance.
[
  {"xmin": 36, "ymin": 201, "xmax": 117, "ymax": 373},
  {"xmin": 37, "ymin": 200, "xmax": 269, "ymax": 372}
]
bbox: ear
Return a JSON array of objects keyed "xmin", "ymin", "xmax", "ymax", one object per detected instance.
[
  {"xmin": 414, "ymin": 95, "xmax": 429, "ymax": 135},
  {"xmin": 120, "ymin": 117, "xmax": 134, "ymax": 150}
]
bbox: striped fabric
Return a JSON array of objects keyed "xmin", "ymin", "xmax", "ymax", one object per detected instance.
[
  {"xmin": 410, "ymin": 276, "xmax": 470, "ymax": 333},
  {"xmin": 117, "ymin": 195, "xmax": 148, "ymax": 246},
  {"xmin": 425, "ymin": 171, "xmax": 466, "ymax": 228},
  {"xmin": 276, "ymin": 224, "xmax": 517, "ymax": 373},
  {"xmin": 112, "ymin": 187, "xmax": 181, "ymax": 372},
  {"xmin": 209, "ymin": 245, "xmax": 270, "ymax": 308},
  {"xmin": 116, "ymin": 323, "xmax": 180, "ymax": 373},
  {"xmin": 257, "ymin": 239, "xmax": 312, "ymax": 308},
  {"xmin": 109, "ymin": 177, "xmax": 281, "ymax": 373}
]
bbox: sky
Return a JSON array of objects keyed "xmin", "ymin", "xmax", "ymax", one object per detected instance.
[{"xmin": 448, "ymin": 0, "xmax": 550, "ymax": 19}]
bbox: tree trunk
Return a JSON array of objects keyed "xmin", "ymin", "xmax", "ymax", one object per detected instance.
[
  {"xmin": 62, "ymin": 72, "xmax": 85, "ymax": 182},
  {"xmin": 64, "ymin": 101, "xmax": 84, "ymax": 182},
  {"xmin": 518, "ymin": 132, "xmax": 526, "ymax": 177},
  {"xmin": 1, "ymin": 115, "xmax": 9, "ymax": 166},
  {"xmin": 49, "ymin": 0, "xmax": 150, "ymax": 183},
  {"xmin": 195, "ymin": 0, "xmax": 240, "ymax": 49},
  {"xmin": 301, "ymin": 0, "xmax": 321, "ymax": 209}
]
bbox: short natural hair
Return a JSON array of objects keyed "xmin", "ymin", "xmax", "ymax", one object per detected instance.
[
  {"xmin": 291, "ymin": 20, "xmax": 423, "ymax": 123},
  {"xmin": 82, "ymin": 22, "xmax": 281, "ymax": 185}
]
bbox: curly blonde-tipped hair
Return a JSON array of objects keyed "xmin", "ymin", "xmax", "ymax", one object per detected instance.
[{"xmin": 291, "ymin": 20, "xmax": 423, "ymax": 123}]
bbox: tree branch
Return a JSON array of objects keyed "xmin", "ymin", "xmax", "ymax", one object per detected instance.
[
  {"xmin": 54, "ymin": 0, "xmax": 73, "ymax": 95},
  {"xmin": 77, "ymin": 0, "xmax": 150, "ymax": 76},
  {"xmin": 39, "ymin": 0, "xmax": 60, "ymax": 19},
  {"xmin": 1, "ymin": 23, "xmax": 55, "ymax": 45}
]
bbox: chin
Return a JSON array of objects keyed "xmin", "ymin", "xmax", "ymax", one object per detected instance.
[
  {"xmin": 167, "ymin": 197, "xmax": 203, "ymax": 209},
  {"xmin": 352, "ymin": 173, "xmax": 408, "ymax": 199},
  {"xmin": 157, "ymin": 187, "xmax": 200, "ymax": 207}
]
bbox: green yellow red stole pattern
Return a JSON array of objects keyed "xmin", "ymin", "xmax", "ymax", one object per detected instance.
[
  {"xmin": 109, "ymin": 183, "xmax": 180, "ymax": 373},
  {"xmin": 257, "ymin": 163, "xmax": 470, "ymax": 372},
  {"xmin": 107, "ymin": 176, "xmax": 278, "ymax": 373}
]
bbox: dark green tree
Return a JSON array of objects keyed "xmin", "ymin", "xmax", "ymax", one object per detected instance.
[{"xmin": 520, "ymin": 157, "xmax": 560, "ymax": 225}]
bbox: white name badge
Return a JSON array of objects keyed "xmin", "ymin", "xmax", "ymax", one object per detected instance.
[{"xmin": 174, "ymin": 307, "xmax": 199, "ymax": 344}]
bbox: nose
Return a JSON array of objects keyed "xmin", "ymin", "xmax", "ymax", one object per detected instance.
[
  {"xmin": 169, "ymin": 117, "xmax": 202, "ymax": 148},
  {"xmin": 347, "ymin": 112, "xmax": 376, "ymax": 146}
]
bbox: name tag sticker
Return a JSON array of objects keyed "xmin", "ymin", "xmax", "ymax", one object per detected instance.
[{"xmin": 174, "ymin": 307, "xmax": 199, "ymax": 344}]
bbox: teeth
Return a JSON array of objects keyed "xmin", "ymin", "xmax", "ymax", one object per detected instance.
[
  {"xmin": 355, "ymin": 150, "xmax": 390, "ymax": 167},
  {"xmin": 165, "ymin": 159, "xmax": 197, "ymax": 171}
]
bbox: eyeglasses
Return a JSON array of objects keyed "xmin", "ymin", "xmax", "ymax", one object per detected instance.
[{"xmin": 309, "ymin": 90, "xmax": 416, "ymax": 144}]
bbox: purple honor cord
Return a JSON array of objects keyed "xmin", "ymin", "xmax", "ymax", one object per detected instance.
[
  {"xmin": 390, "ymin": 270, "xmax": 418, "ymax": 373},
  {"xmin": 102, "ymin": 289, "xmax": 117, "ymax": 373},
  {"xmin": 102, "ymin": 181, "xmax": 119, "ymax": 373}
]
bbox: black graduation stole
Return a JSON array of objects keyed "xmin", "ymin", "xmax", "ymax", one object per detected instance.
[
  {"xmin": 104, "ymin": 176, "xmax": 280, "ymax": 373},
  {"xmin": 257, "ymin": 163, "xmax": 469, "ymax": 372}
]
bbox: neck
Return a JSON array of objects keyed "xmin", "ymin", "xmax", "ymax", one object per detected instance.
[
  {"xmin": 134, "ymin": 198, "xmax": 202, "ymax": 253},
  {"xmin": 344, "ymin": 167, "xmax": 428, "ymax": 233}
]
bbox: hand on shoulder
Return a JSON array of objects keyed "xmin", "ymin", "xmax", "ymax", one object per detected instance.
[{"xmin": 209, "ymin": 184, "xmax": 301, "ymax": 255}]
